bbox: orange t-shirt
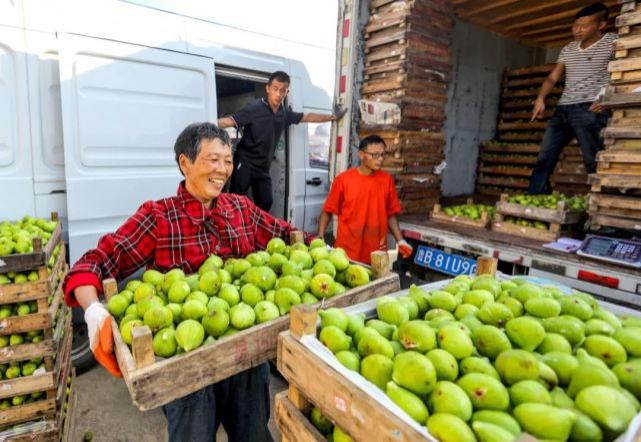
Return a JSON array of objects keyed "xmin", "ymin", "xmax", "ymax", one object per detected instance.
[{"xmin": 323, "ymin": 168, "xmax": 401, "ymax": 264}]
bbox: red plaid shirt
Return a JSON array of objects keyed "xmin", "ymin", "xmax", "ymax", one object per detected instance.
[{"xmin": 64, "ymin": 182, "xmax": 305, "ymax": 307}]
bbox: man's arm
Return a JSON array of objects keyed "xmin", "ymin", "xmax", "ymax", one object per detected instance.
[
  {"xmin": 217, "ymin": 117, "xmax": 236, "ymax": 129},
  {"xmin": 388, "ymin": 215, "xmax": 404, "ymax": 242},
  {"xmin": 532, "ymin": 63, "xmax": 565, "ymax": 120},
  {"xmin": 318, "ymin": 211, "xmax": 332, "ymax": 238},
  {"xmin": 301, "ymin": 113, "xmax": 337, "ymax": 123}
]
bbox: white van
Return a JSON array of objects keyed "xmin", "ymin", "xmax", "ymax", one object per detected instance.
[{"xmin": 0, "ymin": 0, "xmax": 338, "ymax": 264}]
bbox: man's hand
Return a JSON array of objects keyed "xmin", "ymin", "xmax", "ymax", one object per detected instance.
[
  {"xmin": 397, "ymin": 240, "xmax": 413, "ymax": 259},
  {"xmin": 333, "ymin": 104, "xmax": 347, "ymax": 121},
  {"xmin": 589, "ymin": 101, "xmax": 606, "ymax": 113},
  {"xmin": 85, "ymin": 303, "xmax": 121, "ymax": 377},
  {"xmin": 531, "ymin": 98, "xmax": 546, "ymax": 121}
]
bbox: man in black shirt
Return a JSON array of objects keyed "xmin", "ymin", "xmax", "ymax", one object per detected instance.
[{"xmin": 218, "ymin": 71, "xmax": 344, "ymax": 211}]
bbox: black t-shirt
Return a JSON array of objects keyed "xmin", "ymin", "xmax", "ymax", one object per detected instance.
[{"xmin": 231, "ymin": 98, "xmax": 304, "ymax": 171}]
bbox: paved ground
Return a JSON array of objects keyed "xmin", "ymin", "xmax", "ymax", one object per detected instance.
[{"xmin": 70, "ymin": 365, "xmax": 286, "ymax": 441}]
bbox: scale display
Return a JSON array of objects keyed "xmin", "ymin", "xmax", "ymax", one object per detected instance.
[{"xmin": 577, "ymin": 235, "xmax": 641, "ymax": 269}]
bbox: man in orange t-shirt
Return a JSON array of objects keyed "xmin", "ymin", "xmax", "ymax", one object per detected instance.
[{"xmin": 318, "ymin": 135, "xmax": 413, "ymax": 264}]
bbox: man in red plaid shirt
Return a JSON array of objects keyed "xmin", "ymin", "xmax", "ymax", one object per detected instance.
[{"xmin": 64, "ymin": 122, "xmax": 304, "ymax": 442}]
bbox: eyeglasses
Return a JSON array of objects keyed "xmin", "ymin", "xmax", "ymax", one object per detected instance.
[{"xmin": 363, "ymin": 151, "xmax": 385, "ymax": 159}]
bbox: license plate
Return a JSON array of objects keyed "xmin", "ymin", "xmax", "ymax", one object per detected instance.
[{"xmin": 414, "ymin": 245, "xmax": 477, "ymax": 276}]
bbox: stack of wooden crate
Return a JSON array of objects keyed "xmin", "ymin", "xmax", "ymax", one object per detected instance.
[
  {"xmin": 0, "ymin": 217, "xmax": 74, "ymax": 442},
  {"xmin": 477, "ymin": 64, "xmax": 589, "ymax": 196},
  {"xmin": 358, "ymin": 0, "xmax": 454, "ymax": 214},
  {"xmin": 591, "ymin": 0, "xmax": 641, "ymax": 232}
]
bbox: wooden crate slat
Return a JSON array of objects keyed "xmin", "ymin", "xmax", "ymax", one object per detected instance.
[
  {"xmin": 0, "ymin": 399, "xmax": 56, "ymax": 428},
  {"xmin": 0, "ymin": 374, "xmax": 55, "ymax": 400},
  {"xmin": 491, "ymin": 219, "xmax": 562, "ymax": 242},
  {"xmin": 274, "ymin": 391, "xmax": 326, "ymax": 442},
  {"xmin": 590, "ymin": 173, "xmax": 641, "ymax": 191},
  {"xmin": 109, "ymin": 272, "xmax": 400, "ymax": 410},
  {"xmin": 480, "ymin": 143, "xmax": 540, "ymax": 154},
  {"xmin": 478, "ymin": 166, "xmax": 532, "ymax": 177},
  {"xmin": 0, "ymin": 312, "xmax": 52, "ymax": 336},
  {"xmin": 590, "ymin": 213, "xmax": 641, "ymax": 230}
]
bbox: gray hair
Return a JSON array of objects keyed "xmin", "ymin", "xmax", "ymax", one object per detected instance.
[{"xmin": 174, "ymin": 122, "xmax": 231, "ymax": 175}]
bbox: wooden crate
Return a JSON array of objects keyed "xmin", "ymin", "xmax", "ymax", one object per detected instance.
[
  {"xmin": 275, "ymin": 391, "xmax": 326, "ymax": 442},
  {"xmin": 104, "ymin": 250, "xmax": 401, "ymax": 411},
  {"xmin": 589, "ymin": 193, "xmax": 641, "ymax": 231},
  {"xmin": 491, "ymin": 213, "xmax": 578, "ymax": 243},
  {"xmin": 597, "ymin": 150, "xmax": 641, "ymax": 175},
  {"xmin": 590, "ymin": 173, "xmax": 641, "ymax": 192},
  {"xmin": 430, "ymin": 198, "xmax": 490, "ymax": 229},
  {"xmin": 495, "ymin": 194, "xmax": 586, "ymax": 224},
  {"xmin": 0, "ymin": 218, "xmax": 62, "ymax": 275},
  {"xmin": 477, "ymin": 175, "xmax": 529, "ymax": 188},
  {"xmin": 0, "ymin": 309, "xmax": 72, "ymax": 430},
  {"xmin": 276, "ymin": 259, "xmax": 499, "ymax": 442},
  {"xmin": 1, "ymin": 368, "xmax": 75, "ymax": 442}
]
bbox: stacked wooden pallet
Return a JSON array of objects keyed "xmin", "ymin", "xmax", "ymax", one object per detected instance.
[
  {"xmin": 359, "ymin": 0, "xmax": 454, "ymax": 214},
  {"xmin": 593, "ymin": 0, "xmax": 641, "ymax": 232},
  {"xmin": 477, "ymin": 64, "xmax": 589, "ymax": 196},
  {"xmin": 0, "ymin": 218, "xmax": 73, "ymax": 441}
]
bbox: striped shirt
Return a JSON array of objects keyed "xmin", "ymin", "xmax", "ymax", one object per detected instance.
[{"xmin": 557, "ymin": 33, "xmax": 617, "ymax": 105}]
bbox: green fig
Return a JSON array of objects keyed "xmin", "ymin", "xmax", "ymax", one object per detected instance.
[
  {"xmin": 319, "ymin": 326, "xmax": 352, "ymax": 354},
  {"xmin": 473, "ymin": 325, "xmax": 512, "ymax": 360},
  {"xmin": 536, "ymin": 333, "xmax": 572, "ymax": 354},
  {"xmin": 495, "ymin": 349, "xmax": 540, "ymax": 385},
  {"xmin": 392, "ymin": 351, "xmax": 437, "ymax": 395},
  {"xmin": 614, "ymin": 327, "xmax": 641, "ymax": 357},
  {"xmin": 429, "ymin": 381, "xmax": 473, "ymax": 421},
  {"xmin": 457, "ymin": 373, "xmax": 510, "ymax": 411},
  {"xmin": 385, "ymin": 381, "xmax": 429, "ymax": 424},
  {"xmin": 471, "ymin": 421, "xmax": 515, "ymax": 442},
  {"xmin": 319, "ymin": 308, "xmax": 349, "ymax": 332},
  {"xmin": 357, "ymin": 333, "xmax": 394, "ymax": 359},
  {"xmin": 472, "ymin": 410, "xmax": 521, "ymax": 436},
  {"xmin": 583, "ymin": 334, "xmax": 627, "ymax": 367},
  {"xmin": 427, "ymin": 413, "xmax": 476, "ymax": 442},
  {"xmin": 426, "ymin": 349, "xmax": 459, "ymax": 382},
  {"xmin": 360, "ymin": 354, "xmax": 393, "ymax": 390},
  {"xmin": 505, "ymin": 316, "xmax": 545, "ymax": 351},
  {"xmin": 459, "ymin": 356, "xmax": 500, "ymax": 380},
  {"xmin": 570, "ymin": 409, "xmax": 603, "ymax": 442},
  {"xmin": 509, "ymin": 379, "xmax": 551, "ymax": 406},
  {"xmin": 567, "ymin": 363, "xmax": 619, "ymax": 399},
  {"xmin": 524, "ymin": 297, "xmax": 561, "ymax": 318},
  {"xmin": 438, "ymin": 324, "xmax": 474, "ymax": 360},
  {"xmin": 513, "ymin": 403, "xmax": 575, "ymax": 441},
  {"xmin": 575, "ymin": 385, "xmax": 636, "ymax": 433},
  {"xmin": 397, "ymin": 320, "xmax": 436, "ymax": 352}
]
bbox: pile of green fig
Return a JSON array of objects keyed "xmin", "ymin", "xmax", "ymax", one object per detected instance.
[
  {"xmin": 315, "ymin": 275, "xmax": 641, "ymax": 442},
  {"xmin": 107, "ymin": 238, "xmax": 372, "ymax": 357}
]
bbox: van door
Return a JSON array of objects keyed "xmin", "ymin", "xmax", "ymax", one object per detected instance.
[
  {"xmin": 57, "ymin": 34, "xmax": 216, "ymax": 262},
  {"xmin": 0, "ymin": 25, "xmax": 36, "ymax": 220},
  {"xmin": 302, "ymin": 117, "xmax": 331, "ymax": 233},
  {"xmin": 25, "ymin": 30, "xmax": 67, "ymax": 223}
]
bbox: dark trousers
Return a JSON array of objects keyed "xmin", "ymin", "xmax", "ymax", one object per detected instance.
[
  {"xmin": 230, "ymin": 160, "xmax": 273, "ymax": 212},
  {"xmin": 162, "ymin": 364, "xmax": 273, "ymax": 442},
  {"xmin": 528, "ymin": 103, "xmax": 609, "ymax": 194}
]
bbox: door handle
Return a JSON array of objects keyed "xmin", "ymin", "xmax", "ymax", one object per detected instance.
[{"xmin": 306, "ymin": 177, "xmax": 322, "ymax": 186}]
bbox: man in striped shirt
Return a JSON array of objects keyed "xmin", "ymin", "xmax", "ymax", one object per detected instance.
[{"xmin": 529, "ymin": 3, "xmax": 616, "ymax": 194}]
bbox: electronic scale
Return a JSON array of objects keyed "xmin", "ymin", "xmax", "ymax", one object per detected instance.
[{"xmin": 577, "ymin": 235, "xmax": 641, "ymax": 269}]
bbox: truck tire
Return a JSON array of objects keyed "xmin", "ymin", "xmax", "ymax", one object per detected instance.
[{"xmin": 71, "ymin": 322, "xmax": 96, "ymax": 374}]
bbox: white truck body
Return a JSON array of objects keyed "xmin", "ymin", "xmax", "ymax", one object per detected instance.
[{"xmin": 0, "ymin": 0, "xmax": 338, "ymax": 262}]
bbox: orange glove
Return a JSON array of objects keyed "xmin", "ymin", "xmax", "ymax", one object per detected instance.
[
  {"xmin": 397, "ymin": 240, "xmax": 413, "ymax": 259},
  {"xmin": 85, "ymin": 302, "xmax": 121, "ymax": 377}
]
